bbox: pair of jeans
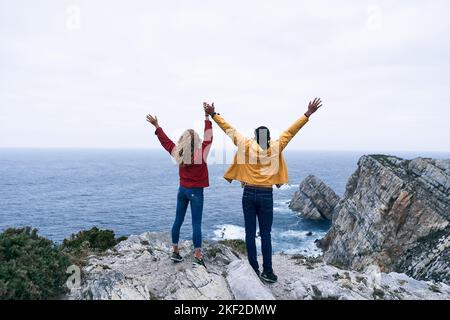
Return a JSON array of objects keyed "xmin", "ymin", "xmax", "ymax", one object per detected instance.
[
  {"xmin": 242, "ymin": 187, "xmax": 274, "ymax": 273},
  {"xmin": 172, "ymin": 186, "xmax": 204, "ymax": 249}
]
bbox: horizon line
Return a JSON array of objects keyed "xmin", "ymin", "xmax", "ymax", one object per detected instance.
[{"xmin": 0, "ymin": 146, "xmax": 449, "ymax": 154}]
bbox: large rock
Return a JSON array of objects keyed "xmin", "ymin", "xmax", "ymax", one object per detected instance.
[
  {"xmin": 67, "ymin": 231, "xmax": 450, "ymax": 300},
  {"xmin": 319, "ymin": 155, "xmax": 450, "ymax": 284},
  {"xmin": 270, "ymin": 254, "xmax": 450, "ymax": 300},
  {"xmin": 289, "ymin": 175, "xmax": 340, "ymax": 220},
  {"xmin": 226, "ymin": 260, "xmax": 275, "ymax": 300}
]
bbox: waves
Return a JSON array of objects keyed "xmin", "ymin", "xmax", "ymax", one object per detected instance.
[
  {"xmin": 273, "ymin": 199, "xmax": 294, "ymax": 214},
  {"xmin": 278, "ymin": 184, "xmax": 299, "ymax": 191},
  {"xmin": 212, "ymin": 223, "xmax": 325, "ymax": 256},
  {"xmin": 212, "ymin": 224, "xmax": 246, "ymax": 241}
]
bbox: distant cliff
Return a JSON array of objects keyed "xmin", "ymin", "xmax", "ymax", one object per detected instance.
[
  {"xmin": 314, "ymin": 155, "xmax": 450, "ymax": 284},
  {"xmin": 289, "ymin": 175, "xmax": 340, "ymax": 220}
]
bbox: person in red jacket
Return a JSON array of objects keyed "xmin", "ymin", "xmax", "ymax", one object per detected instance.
[{"xmin": 146, "ymin": 104, "xmax": 213, "ymax": 267}]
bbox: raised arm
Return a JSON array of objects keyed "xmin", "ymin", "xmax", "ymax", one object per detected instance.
[
  {"xmin": 278, "ymin": 98, "xmax": 322, "ymax": 151},
  {"xmin": 204, "ymin": 102, "xmax": 247, "ymax": 147},
  {"xmin": 146, "ymin": 114, "xmax": 176, "ymax": 154},
  {"xmin": 202, "ymin": 108, "xmax": 213, "ymax": 158}
]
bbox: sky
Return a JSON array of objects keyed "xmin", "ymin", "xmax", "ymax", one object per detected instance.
[{"xmin": 0, "ymin": 0, "xmax": 449, "ymax": 152}]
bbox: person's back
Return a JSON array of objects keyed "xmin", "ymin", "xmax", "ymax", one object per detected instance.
[
  {"xmin": 204, "ymin": 98, "xmax": 322, "ymax": 282},
  {"xmin": 146, "ymin": 107, "xmax": 213, "ymax": 268}
]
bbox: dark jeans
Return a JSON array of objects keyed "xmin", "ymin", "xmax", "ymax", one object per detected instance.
[
  {"xmin": 242, "ymin": 187, "xmax": 273, "ymax": 273},
  {"xmin": 172, "ymin": 186, "xmax": 204, "ymax": 249}
]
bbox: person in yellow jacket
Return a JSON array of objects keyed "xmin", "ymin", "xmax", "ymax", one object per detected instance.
[{"xmin": 204, "ymin": 98, "xmax": 322, "ymax": 283}]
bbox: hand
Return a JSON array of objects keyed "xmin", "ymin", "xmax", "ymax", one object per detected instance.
[
  {"xmin": 146, "ymin": 114, "xmax": 160, "ymax": 129},
  {"xmin": 305, "ymin": 98, "xmax": 323, "ymax": 117},
  {"xmin": 203, "ymin": 102, "xmax": 210, "ymax": 117},
  {"xmin": 203, "ymin": 102, "xmax": 215, "ymax": 116}
]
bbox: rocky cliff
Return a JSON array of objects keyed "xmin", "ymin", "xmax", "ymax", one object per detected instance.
[
  {"xmin": 67, "ymin": 232, "xmax": 450, "ymax": 300},
  {"xmin": 289, "ymin": 175, "xmax": 340, "ymax": 220},
  {"xmin": 318, "ymin": 155, "xmax": 450, "ymax": 284}
]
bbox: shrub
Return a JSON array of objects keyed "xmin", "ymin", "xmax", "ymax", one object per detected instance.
[
  {"xmin": 0, "ymin": 227, "xmax": 70, "ymax": 300},
  {"xmin": 218, "ymin": 239, "xmax": 247, "ymax": 254},
  {"xmin": 116, "ymin": 235, "xmax": 128, "ymax": 243},
  {"xmin": 62, "ymin": 227, "xmax": 118, "ymax": 252},
  {"xmin": 61, "ymin": 227, "xmax": 127, "ymax": 265}
]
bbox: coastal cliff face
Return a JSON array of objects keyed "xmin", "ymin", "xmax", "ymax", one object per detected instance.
[
  {"xmin": 319, "ymin": 155, "xmax": 450, "ymax": 284},
  {"xmin": 67, "ymin": 232, "xmax": 450, "ymax": 300},
  {"xmin": 289, "ymin": 175, "xmax": 340, "ymax": 220}
]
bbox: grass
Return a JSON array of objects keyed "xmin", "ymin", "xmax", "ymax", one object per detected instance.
[{"xmin": 218, "ymin": 239, "xmax": 247, "ymax": 254}]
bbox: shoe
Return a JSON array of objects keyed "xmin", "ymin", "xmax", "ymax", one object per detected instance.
[
  {"xmin": 255, "ymin": 270, "xmax": 261, "ymax": 277},
  {"xmin": 260, "ymin": 270, "xmax": 278, "ymax": 283},
  {"xmin": 171, "ymin": 252, "xmax": 184, "ymax": 263},
  {"xmin": 193, "ymin": 256, "xmax": 207, "ymax": 269}
]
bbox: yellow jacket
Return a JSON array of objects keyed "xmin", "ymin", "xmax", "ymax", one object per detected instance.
[{"xmin": 212, "ymin": 113, "xmax": 309, "ymax": 186}]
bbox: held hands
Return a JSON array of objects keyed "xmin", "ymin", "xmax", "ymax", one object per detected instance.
[
  {"xmin": 203, "ymin": 102, "xmax": 215, "ymax": 116},
  {"xmin": 146, "ymin": 114, "xmax": 160, "ymax": 129},
  {"xmin": 305, "ymin": 98, "xmax": 323, "ymax": 118}
]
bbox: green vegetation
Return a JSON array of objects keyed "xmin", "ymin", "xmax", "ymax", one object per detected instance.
[
  {"xmin": 206, "ymin": 246, "xmax": 223, "ymax": 258},
  {"xmin": 0, "ymin": 226, "xmax": 127, "ymax": 300},
  {"xmin": 428, "ymin": 284, "xmax": 441, "ymax": 293},
  {"xmin": 61, "ymin": 227, "xmax": 127, "ymax": 267},
  {"xmin": 62, "ymin": 227, "xmax": 121, "ymax": 252},
  {"xmin": 0, "ymin": 227, "xmax": 70, "ymax": 300},
  {"xmin": 218, "ymin": 239, "xmax": 247, "ymax": 254}
]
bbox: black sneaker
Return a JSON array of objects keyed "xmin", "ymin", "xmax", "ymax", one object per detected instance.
[
  {"xmin": 171, "ymin": 252, "xmax": 184, "ymax": 263},
  {"xmin": 260, "ymin": 270, "xmax": 278, "ymax": 283},
  {"xmin": 193, "ymin": 256, "xmax": 207, "ymax": 269}
]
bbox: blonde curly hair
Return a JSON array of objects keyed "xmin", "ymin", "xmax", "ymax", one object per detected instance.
[{"xmin": 172, "ymin": 129, "xmax": 202, "ymax": 165}]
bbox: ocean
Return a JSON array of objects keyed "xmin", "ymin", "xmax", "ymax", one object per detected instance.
[{"xmin": 1, "ymin": 149, "xmax": 449, "ymax": 255}]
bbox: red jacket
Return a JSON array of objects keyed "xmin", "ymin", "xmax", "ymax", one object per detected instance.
[{"xmin": 155, "ymin": 120, "xmax": 213, "ymax": 188}]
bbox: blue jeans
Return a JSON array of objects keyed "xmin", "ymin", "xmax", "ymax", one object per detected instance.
[
  {"xmin": 172, "ymin": 186, "xmax": 204, "ymax": 249},
  {"xmin": 242, "ymin": 187, "xmax": 274, "ymax": 273}
]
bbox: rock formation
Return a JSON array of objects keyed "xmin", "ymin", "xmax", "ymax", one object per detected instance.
[
  {"xmin": 318, "ymin": 155, "xmax": 450, "ymax": 284},
  {"xmin": 289, "ymin": 175, "xmax": 340, "ymax": 220},
  {"xmin": 69, "ymin": 232, "xmax": 237, "ymax": 300},
  {"xmin": 67, "ymin": 231, "xmax": 450, "ymax": 300}
]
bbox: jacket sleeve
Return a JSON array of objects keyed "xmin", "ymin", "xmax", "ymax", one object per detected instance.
[
  {"xmin": 277, "ymin": 115, "xmax": 309, "ymax": 151},
  {"xmin": 155, "ymin": 127, "xmax": 176, "ymax": 154},
  {"xmin": 212, "ymin": 114, "xmax": 248, "ymax": 148},
  {"xmin": 202, "ymin": 120, "xmax": 213, "ymax": 158}
]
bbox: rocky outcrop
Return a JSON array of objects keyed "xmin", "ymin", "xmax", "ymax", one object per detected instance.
[
  {"xmin": 67, "ymin": 232, "xmax": 450, "ymax": 300},
  {"xmin": 396, "ymin": 226, "xmax": 450, "ymax": 283},
  {"xmin": 271, "ymin": 254, "xmax": 450, "ymax": 300},
  {"xmin": 319, "ymin": 155, "xmax": 450, "ymax": 284},
  {"xmin": 69, "ymin": 232, "xmax": 237, "ymax": 300},
  {"xmin": 289, "ymin": 175, "xmax": 340, "ymax": 220},
  {"xmin": 226, "ymin": 260, "xmax": 275, "ymax": 300}
]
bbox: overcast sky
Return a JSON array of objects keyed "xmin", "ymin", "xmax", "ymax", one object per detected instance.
[{"xmin": 1, "ymin": 0, "xmax": 449, "ymax": 151}]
